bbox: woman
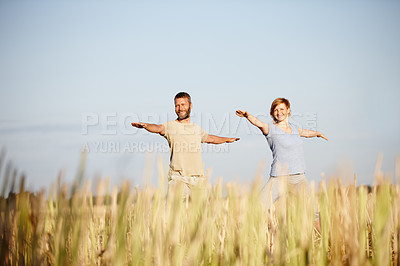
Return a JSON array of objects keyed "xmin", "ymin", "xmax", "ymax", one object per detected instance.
[{"xmin": 236, "ymin": 98, "xmax": 328, "ymax": 209}]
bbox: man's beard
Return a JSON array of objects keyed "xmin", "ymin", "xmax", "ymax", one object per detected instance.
[{"xmin": 177, "ymin": 107, "xmax": 191, "ymax": 121}]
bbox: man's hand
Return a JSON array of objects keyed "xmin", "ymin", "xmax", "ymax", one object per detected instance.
[
  {"xmin": 235, "ymin": 110, "xmax": 248, "ymax": 118},
  {"xmin": 131, "ymin": 122, "xmax": 147, "ymax": 129},
  {"xmin": 226, "ymin": 138, "xmax": 240, "ymax": 143}
]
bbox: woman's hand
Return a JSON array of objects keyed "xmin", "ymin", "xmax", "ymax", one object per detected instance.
[
  {"xmin": 235, "ymin": 110, "xmax": 248, "ymax": 118},
  {"xmin": 317, "ymin": 132, "xmax": 328, "ymax": 141}
]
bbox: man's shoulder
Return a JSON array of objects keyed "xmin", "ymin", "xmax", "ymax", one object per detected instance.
[
  {"xmin": 191, "ymin": 122, "xmax": 207, "ymax": 132},
  {"xmin": 163, "ymin": 120, "xmax": 178, "ymax": 127},
  {"xmin": 190, "ymin": 121, "xmax": 201, "ymax": 128},
  {"xmin": 162, "ymin": 121, "xmax": 175, "ymax": 135}
]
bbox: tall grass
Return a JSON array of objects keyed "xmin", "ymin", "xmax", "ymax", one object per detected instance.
[{"xmin": 0, "ymin": 154, "xmax": 399, "ymax": 265}]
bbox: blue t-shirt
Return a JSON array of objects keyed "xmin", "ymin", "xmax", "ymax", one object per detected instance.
[{"xmin": 265, "ymin": 121, "xmax": 306, "ymax": 177}]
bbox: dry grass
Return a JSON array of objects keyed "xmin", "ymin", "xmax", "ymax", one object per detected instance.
[{"xmin": 0, "ymin": 154, "xmax": 399, "ymax": 265}]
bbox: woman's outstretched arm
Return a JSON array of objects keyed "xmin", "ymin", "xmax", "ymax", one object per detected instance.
[
  {"xmin": 298, "ymin": 128, "xmax": 328, "ymax": 140},
  {"xmin": 236, "ymin": 110, "xmax": 269, "ymax": 135}
]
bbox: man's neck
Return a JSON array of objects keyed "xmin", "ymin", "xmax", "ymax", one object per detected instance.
[{"xmin": 176, "ymin": 117, "xmax": 191, "ymax": 123}]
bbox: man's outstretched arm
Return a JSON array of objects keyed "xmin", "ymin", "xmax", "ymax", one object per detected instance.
[
  {"xmin": 131, "ymin": 122, "xmax": 165, "ymax": 136},
  {"xmin": 205, "ymin": 135, "xmax": 239, "ymax": 144}
]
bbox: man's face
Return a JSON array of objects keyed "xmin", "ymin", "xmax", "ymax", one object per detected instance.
[{"xmin": 175, "ymin": 97, "xmax": 192, "ymax": 121}]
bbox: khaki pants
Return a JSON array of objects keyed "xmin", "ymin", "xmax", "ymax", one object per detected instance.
[{"xmin": 167, "ymin": 170, "xmax": 206, "ymax": 199}]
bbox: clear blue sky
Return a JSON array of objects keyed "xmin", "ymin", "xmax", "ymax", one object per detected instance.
[{"xmin": 1, "ymin": 0, "xmax": 399, "ymax": 191}]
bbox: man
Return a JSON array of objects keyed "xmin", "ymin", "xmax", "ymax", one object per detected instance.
[{"xmin": 132, "ymin": 92, "xmax": 239, "ymax": 196}]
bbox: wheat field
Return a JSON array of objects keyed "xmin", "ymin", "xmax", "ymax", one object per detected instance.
[{"xmin": 0, "ymin": 155, "xmax": 399, "ymax": 265}]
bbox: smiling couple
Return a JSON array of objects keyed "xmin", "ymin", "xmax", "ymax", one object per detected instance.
[{"xmin": 132, "ymin": 92, "xmax": 327, "ymax": 207}]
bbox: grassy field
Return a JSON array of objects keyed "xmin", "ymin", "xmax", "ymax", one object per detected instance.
[{"xmin": 0, "ymin": 157, "xmax": 399, "ymax": 265}]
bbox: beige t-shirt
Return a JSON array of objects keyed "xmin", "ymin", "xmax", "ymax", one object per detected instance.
[{"xmin": 162, "ymin": 120, "xmax": 209, "ymax": 177}]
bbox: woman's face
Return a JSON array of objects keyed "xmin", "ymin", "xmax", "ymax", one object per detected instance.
[{"xmin": 273, "ymin": 103, "xmax": 290, "ymax": 122}]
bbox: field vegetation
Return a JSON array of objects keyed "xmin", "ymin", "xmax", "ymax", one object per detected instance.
[{"xmin": 0, "ymin": 154, "xmax": 399, "ymax": 265}]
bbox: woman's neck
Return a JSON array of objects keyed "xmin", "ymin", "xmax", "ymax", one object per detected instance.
[{"xmin": 275, "ymin": 119, "xmax": 289, "ymax": 127}]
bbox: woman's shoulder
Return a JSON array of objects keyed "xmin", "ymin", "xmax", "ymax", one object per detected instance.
[
  {"xmin": 289, "ymin": 121, "xmax": 302, "ymax": 133},
  {"xmin": 264, "ymin": 121, "xmax": 275, "ymax": 136}
]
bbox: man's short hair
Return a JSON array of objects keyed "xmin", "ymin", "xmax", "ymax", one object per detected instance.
[{"xmin": 174, "ymin": 92, "xmax": 191, "ymax": 103}]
